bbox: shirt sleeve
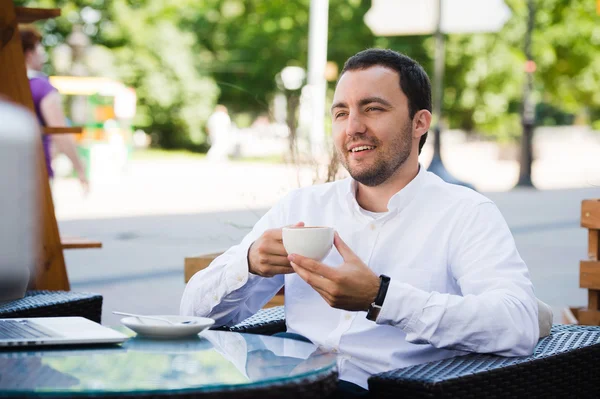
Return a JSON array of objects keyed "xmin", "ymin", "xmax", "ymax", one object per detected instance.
[
  {"xmin": 376, "ymin": 202, "xmax": 539, "ymax": 357},
  {"xmin": 180, "ymin": 193, "xmax": 293, "ymax": 326},
  {"xmin": 30, "ymin": 78, "xmax": 57, "ymax": 107}
]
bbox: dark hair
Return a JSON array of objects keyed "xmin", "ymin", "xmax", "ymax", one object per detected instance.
[
  {"xmin": 340, "ymin": 48, "xmax": 432, "ymax": 154},
  {"xmin": 19, "ymin": 26, "xmax": 42, "ymax": 55}
]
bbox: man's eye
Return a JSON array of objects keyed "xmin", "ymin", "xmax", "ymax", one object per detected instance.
[
  {"xmin": 366, "ymin": 107, "xmax": 382, "ymax": 112},
  {"xmin": 335, "ymin": 112, "xmax": 347, "ymax": 119}
]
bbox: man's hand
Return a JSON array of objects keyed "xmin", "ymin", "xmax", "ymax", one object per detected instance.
[
  {"xmin": 289, "ymin": 232, "xmax": 380, "ymax": 311},
  {"xmin": 248, "ymin": 222, "xmax": 304, "ymax": 277}
]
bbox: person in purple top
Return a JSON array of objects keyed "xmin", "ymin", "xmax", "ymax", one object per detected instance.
[{"xmin": 20, "ymin": 27, "xmax": 88, "ymax": 193}]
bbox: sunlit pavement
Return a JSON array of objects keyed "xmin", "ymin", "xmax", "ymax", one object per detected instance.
[{"xmin": 52, "ymin": 136, "xmax": 600, "ymax": 326}]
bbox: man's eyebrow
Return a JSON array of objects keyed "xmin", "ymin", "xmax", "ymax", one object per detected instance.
[
  {"xmin": 358, "ymin": 97, "xmax": 392, "ymax": 108},
  {"xmin": 330, "ymin": 97, "xmax": 393, "ymax": 113},
  {"xmin": 330, "ymin": 101, "xmax": 347, "ymax": 113}
]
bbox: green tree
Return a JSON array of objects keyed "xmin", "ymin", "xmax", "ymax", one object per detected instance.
[
  {"xmin": 17, "ymin": 0, "xmax": 600, "ymax": 148},
  {"xmin": 17, "ymin": 0, "xmax": 219, "ymax": 149},
  {"xmin": 439, "ymin": 0, "xmax": 600, "ymax": 140},
  {"xmin": 180, "ymin": 0, "xmax": 379, "ymax": 116}
]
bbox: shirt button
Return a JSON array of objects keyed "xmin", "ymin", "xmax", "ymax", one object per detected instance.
[
  {"xmin": 213, "ymin": 295, "xmax": 218, "ymax": 301},
  {"xmin": 332, "ymin": 348, "xmax": 338, "ymax": 353},
  {"xmin": 370, "ymin": 224, "xmax": 376, "ymax": 230},
  {"xmin": 344, "ymin": 314, "xmax": 352, "ymax": 320},
  {"xmin": 236, "ymin": 274, "xmax": 243, "ymax": 282}
]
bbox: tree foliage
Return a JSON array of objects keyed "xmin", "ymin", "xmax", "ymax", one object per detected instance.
[
  {"xmin": 16, "ymin": 0, "xmax": 600, "ymax": 148},
  {"xmin": 17, "ymin": 0, "xmax": 219, "ymax": 149}
]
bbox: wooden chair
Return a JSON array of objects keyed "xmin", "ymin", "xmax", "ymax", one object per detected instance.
[
  {"xmin": 578, "ymin": 199, "xmax": 600, "ymax": 324},
  {"xmin": 185, "ymin": 252, "xmax": 285, "ymax": 308},
  {"xmin": 0, "ymin": 1, "xmax": 101, "ymax": 291}
]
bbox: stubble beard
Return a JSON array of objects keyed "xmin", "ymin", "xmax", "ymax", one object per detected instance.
[{"xmin": 337, "ymin": 122, "xmax": 413, "ymax": 187}]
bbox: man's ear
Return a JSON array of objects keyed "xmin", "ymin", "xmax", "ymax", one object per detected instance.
[{"xmin": 413, "ymin": 110, "xmax": 432, "ymax": 140}]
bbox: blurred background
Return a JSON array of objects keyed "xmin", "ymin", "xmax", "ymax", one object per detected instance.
[{"xmin": 14, "ymin": 0, "xmax": 600, "ymax": 324}]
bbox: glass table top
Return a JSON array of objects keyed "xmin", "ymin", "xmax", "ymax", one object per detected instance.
[{"xmin": 0, "ymin": 328, "xmax": 337, "ymax": 397}]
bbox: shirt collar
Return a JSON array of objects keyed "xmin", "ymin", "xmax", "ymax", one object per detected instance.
[{"xmin": 344, "ymin": 164, "xmax": 427, "ymax": 214}]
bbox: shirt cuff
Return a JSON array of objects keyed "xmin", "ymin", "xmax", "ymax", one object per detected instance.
[
  {"xmin": 376, "ymin": 279, "xmax": 430, "ymax": 332},
  {"xmin": 223, "ymin": 249, "xmax": 263, "ymax": 293}
]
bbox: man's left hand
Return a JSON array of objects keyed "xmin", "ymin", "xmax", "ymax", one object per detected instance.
[{"xmin": 288, "ymin": 232, "xmax": 380, "ymax": 311}]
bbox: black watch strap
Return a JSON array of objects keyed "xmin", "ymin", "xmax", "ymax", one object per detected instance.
[{"xmin": 366, "ymin": 274, "xmax": 391, "ymax": 321}]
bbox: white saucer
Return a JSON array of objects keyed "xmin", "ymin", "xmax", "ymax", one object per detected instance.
[{"xmin": 120, "ymin": 315, "xmax": 215, "ymax": 339}]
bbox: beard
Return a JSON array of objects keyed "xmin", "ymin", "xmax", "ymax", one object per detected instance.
[{"xmin": 337, "ymin": 121, "xmax": 413, "ymax": 187}]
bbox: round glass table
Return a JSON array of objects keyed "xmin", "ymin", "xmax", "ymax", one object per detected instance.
[{"xmin": 0, "ymin": 329, "xmax": 338, "ymax": 398}]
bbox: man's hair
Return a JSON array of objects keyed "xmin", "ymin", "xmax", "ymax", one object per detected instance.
[
  {"xmin": 19, "ymin": 26, "xmax": 42, "ymax": 55},
  {"xmin": 340, "ymin": 48, "xmax": 432, "ymax": 154}
]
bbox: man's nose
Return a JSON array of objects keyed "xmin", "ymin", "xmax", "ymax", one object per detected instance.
[{"xmin": 346, "ymin": 112, "xmax": 366, "ymax": 136}]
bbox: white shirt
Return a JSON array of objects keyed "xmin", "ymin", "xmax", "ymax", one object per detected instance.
[
  {"xmin": 206, "ymin": 111, "xmax": 231, "ymax": 140},
  {"xmin": 181, "ymin": 166, "xmax": 539, "ymax": 389}
]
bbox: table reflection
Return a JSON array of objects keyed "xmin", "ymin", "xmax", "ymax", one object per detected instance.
[{"xmin": 0, "ymin": 330, "xmax": 337, "ymax": 395}]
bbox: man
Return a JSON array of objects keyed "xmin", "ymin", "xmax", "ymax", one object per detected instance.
[
  {"xmin": 181, "ymin": 49, "xmax": 541, "ymax": 394},
  {"xmin": 20, "ymin": 27, "xmax": 88, "ymax": 193}
]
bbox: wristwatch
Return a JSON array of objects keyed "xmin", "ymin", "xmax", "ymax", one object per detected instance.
[{"xmin": 366, "ymin": 274, "xmax": 391, "ymax": 321}]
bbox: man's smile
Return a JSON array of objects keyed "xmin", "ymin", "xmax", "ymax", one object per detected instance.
[{"xmin": 347, "ymin": 143, "xmax": 378, "ymax": 159}]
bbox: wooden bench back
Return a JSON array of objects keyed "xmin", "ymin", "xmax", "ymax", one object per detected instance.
[
  {"xmin": 184, "ymin": 252, "xmax": 284, "ymax": 308},
  {"xmin": 579, "ymin": 199, "xmax": 600, "ymax": 325}
]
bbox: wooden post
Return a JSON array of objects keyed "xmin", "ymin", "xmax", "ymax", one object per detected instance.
[{"xmin": 0, "ymin": 1, "xmax": 69, "ymax": 290}]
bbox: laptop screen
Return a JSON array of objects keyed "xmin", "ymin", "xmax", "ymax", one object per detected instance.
[{"xmin": 0, "ymin": 100, "xmax": 40, "ymax": 301}]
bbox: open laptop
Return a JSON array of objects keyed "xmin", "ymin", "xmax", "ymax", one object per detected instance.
[
  {"xmin": 0, "ymin": 317, "xmax": 127, "ymax": 347},
  {"xmin": 0, "ymin": 100, "xmax": 128, "ymax": 347}
]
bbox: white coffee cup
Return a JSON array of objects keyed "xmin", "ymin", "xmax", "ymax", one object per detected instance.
[{"xmin": 282, "ymin": 226, "xmax": 334, "ymax": 261}]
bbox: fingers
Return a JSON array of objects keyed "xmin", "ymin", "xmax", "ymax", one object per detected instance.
[
  {"xmin": 269, "ymin": 222, "xmax": 305, "ymax": 243},
  {"xmin": 249, "ymin": 222, "xmax": 305, "ymax": 277},
  {"xmin": 288, "ymin": 254, "xmax": 336, "ymax": 280},
  {"xmin": 259, "ymin": 265, "xmax": 295, "ymax": 277},
  {"xmin": 333, "ymin": 232, "xmax": 356, "ymax": 261},
  {"xmin": 261, "ymin": 254, "xmax": 292, "ymax": 267},
  {"xmin": 254, "ymin": 237, "xmax": 289, "ymax": 257},
  {"xmin": 252, "ymin": 265, "xmax": 295, "ymax": 278},
  {"xmin": 290, "ymin": 261, "xmax": 333, "ymax": 292}
]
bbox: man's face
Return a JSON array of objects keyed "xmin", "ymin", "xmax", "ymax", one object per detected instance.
[{"xmin": 331, "ymin": 66, "xmax": 414, "ymax": 187}]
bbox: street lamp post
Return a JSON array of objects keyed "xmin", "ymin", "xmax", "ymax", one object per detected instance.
[
  {"xmin": 427, "ymin": 0, "xmax": 474, "ymax": 190},
  {"xmin": 516, "ymin": 0, "xmax": 535, "ymax": 188},
  {"xmin": 279, "ymin": 66, "xmax": 306, "ymax": 162},
  {"xmin": 307, "ymin": 0, "xmax": 329, "ymax": 160}
]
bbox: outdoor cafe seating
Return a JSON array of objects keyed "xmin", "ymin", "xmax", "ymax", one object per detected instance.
[
  {"xmin": 2, "ymin": 1, "xmax": 600, "ymax": 397},
  {"xmin": 220, "ymin": 306, "xmax": 600, "ymax": 398},
  {"xmin": 216, "ymin": 200, "xmax": 600, "ymax": 397}
]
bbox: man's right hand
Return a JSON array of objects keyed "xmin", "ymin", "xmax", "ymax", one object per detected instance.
[{"xmin": 248, "ymin": 222, "xmax": 304, "ymax": 277}]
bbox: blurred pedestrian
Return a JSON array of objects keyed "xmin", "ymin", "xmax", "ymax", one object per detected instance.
[
  {"xmin": 206, "ymin": 104, "xmax": 232, "ymax": 162},
  {"xmin": 20, "ymin": 26, "xmax": 89, "ymax": 193}
]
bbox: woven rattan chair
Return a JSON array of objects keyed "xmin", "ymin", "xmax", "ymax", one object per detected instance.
[
  {"xmin": 0, "ymin": 290, "xmax": 103, "ymax": 323},
  {"xmin": 218, "ymin": 306, "xmax": 600, "ymax": 398}
]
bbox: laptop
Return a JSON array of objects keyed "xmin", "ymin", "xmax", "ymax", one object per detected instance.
[
  {"xmin": 0, "ymin": 100, "xmax": 128, "ymax": 347},
  {"xmin": 0, "ymin": 317, "xmax": 127, "ymax": 347}
]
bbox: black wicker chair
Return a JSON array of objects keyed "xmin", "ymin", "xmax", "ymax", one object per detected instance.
[
  {"xmin": 221, "ymin": 306, "xmax": 600, "ymax": 398},
  {"xmin": 0, "ymin": 290, "xmax": 103, "ymax": 323}
]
